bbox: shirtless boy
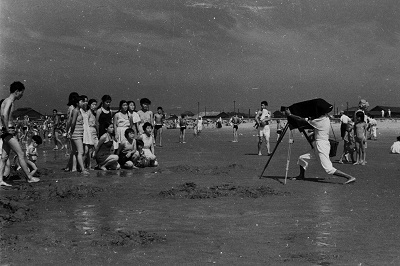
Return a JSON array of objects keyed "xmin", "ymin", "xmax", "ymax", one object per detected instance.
[
  {"xmin": 0, "ymin": 81, "xmax": 39, "ymax": 186},
  {"xmin": 153, "ymin": 107, "xmax": 164, "ymax": 147}
]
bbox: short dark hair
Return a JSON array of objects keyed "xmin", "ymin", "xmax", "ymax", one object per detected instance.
[
  {"xmin": 70, "ymin": 94, "xmax": 80, "ymax": 107},
  {"xmin": 356, "ymin": 111, "xmax": 364, "ymax": 119},
  {"xmin": 10, "ymin": 81, "xmax": 25, "ymax": 93},
  {"xmin": 119, "ymin": 100, "xmax": 128, "ymax": 111},
  {"xmin": 67, "ymin": 92, "xmax": 79, "ymax": 106},
  {"xmin": 32, "ymin": 135, "xmax": 43, "ymax": 145},
  {"xmin": 88, "ymin": 99, "xmax": 97, "ymax": 106},
  {"xmin": 53, "ymin": 109, "xmax": 57, "ymax": 113},
  {"xmin": 397, "ymin": 136, "xmax": 400, "ymax": 142},
  {"xmin": 101, "ymin": 95, "xmax": 112, "ymax": 103},
  {"xmin": 142, "ymin": 122, "xmax": 153, "ymax": 131},
  {"xmin": 124, "ymin": 128, "xmax": 135, "ymax": 138},
  {"xmin": 127, "ymin": 100, "xmax": 136, "ymax": 109},
  {"xmin": 136, "ymin": 139, "xmax": 144, "ymax": 147},
  {"xmin": 79, "ymin": 95, "xmax": 87, "ymax": 102},
  {"xmin": 140, "ymin": 98, "xmax": 151, "ymax": 105},
  {"xmin": 261, "ymin": 101, "xmax": 268, "ymax": 106},
  {"xmin": 157, "ymin": 106, "xmax": 163, "ymax": 110}
]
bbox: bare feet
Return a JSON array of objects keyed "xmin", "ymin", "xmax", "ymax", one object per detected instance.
[
  {"xmin": 81, "ymin": 169, "xmax": 90, "ymax": 175},
  {"xmin": 0, "ymin": 181, "xmax": 12, "ymax": 187},
  {"xmin": 28, "ymin": 177, "xmax": 40, "ymax": 183}
]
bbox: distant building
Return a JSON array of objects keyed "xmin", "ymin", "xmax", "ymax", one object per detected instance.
[
  {"xmin": 369, "ymin": 106, "xmax": 400, "ymax": 118},
  {"xmin": 12, "ymin": 107, "xmax": 43, "ymax": 120}
]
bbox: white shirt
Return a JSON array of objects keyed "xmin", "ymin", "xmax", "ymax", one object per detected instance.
[
  {"xmin": 308, "ymin": 116, "xmax": 330, "ymax": 141},
  {"xmin": 340, "ymin": 114, "xmax": 351, "ymax": 124},
  {"xmin": 390, "ymin": 141, "xmax": 400, "ymax": 154}
]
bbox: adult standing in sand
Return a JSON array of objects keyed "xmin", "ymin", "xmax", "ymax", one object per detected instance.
[
  {"xmin": 229, "ymin": 113, "xmax": 241, "ymax": 142},
  {"xmin": 256, "ymin": 101, "xmax": 272, "ymax": 156},
  {"xmin": 0, "ymin": 81, "xmax": 39, "ymax": 186},
  {"xmin": 285, "ymin": 105, "xmax": 356, "ymax": 184}
]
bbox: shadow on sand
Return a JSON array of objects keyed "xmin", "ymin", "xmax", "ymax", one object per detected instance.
[{"xmin": 260, "ymin": 175, "xmax": 341, "ymax": 185}]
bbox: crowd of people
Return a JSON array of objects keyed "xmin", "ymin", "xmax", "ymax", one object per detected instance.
[
  {"xmin": 0, "ymin": 82, "xmax": 164, "ymax": 186},
  {"xmin": 3, "ymin": 81, "xmax": 394, "ymax": 187}
]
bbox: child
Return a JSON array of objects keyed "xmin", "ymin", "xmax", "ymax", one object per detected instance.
[
  {"xmin": 117, "ymin": 128, "xmax": 139, "ymax": 169},
  {"xmin": 338, "ymin": 122, "xmax": 355, "ymax": 164},
  {"xmin": 26, "ymin": 135, "xmax": 43, "ymax": 177},
  {"xmin": 137, "ymin": 98, "xmax": 153, "ymax": 134},
  {"xmin": 368, "ymin": 115, "xmax": 377, "ymax": 140},
  {"xmin": 276, "ymin": 119, "xmax": 284, "ymax": 141},
  {"xmin": 353, "ymin": 112, "xmax": 367, "ymax": 165},
  {"xmin": 138, "ymin": 122, "xmax": 158, "ymax": 167},
  {"xmin": 94, "ymin": 122, "xmax": 120, "ymax": 171},
  {"xmin": 178, "ymin": 114, "xmax": 188, "ymax": 143},
  {"xmin": 390, "ymin": 136, "xmax": 400, "ymax": 154},
  {"xmin": 153, "ymin": 107, "xmax": 164, "ymax": 147}
]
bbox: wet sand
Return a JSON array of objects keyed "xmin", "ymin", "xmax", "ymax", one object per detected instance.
[{"xmin": 1, "ymin": 120, "xmax": 400, "ymax": 265}]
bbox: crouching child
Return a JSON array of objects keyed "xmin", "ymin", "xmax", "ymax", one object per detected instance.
[
  {"xmin": 26, "ymin": 135, "xmax": 43, "ymax": 177},
  {"xmin": 136, "ymin": 122, "xmax": 158, "ymax": 167}
]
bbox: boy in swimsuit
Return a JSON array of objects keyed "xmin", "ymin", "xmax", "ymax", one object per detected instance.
[
  {"xmin": 0, "ymin": 81, "xmax": 40, "ymax": 186},
  {"xmin": 179, "ymin": 114, "xmax": 188, "ymax": 143},
  {"xmin": 153, "ymin": 107, "xmax": 164, "ymax": 147},
  {"xmin": 229, "ymin": 114, "xmax": 241, "ymax": 142}
]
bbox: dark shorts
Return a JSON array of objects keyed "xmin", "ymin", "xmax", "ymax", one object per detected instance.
[
  {"xmin": 233, "ymin": 125, "xmax": 238, "ymax": 130},
  {"xmin": 340, "ymin": 123, "xmax": 347, "ymax": 139},
  {"xmin": 180, "ymin": 126, "xmax": 186, "ymax": 132},
  {"xmin": 1, "ymin": 132, "xmax": 13, "ymax": 143},
  {"xmin": 155, "ymin": 125, "xmax": 163, "ymax": 130}
]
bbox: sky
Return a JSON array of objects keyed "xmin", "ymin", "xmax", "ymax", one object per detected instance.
[{"xmin": 1, "ymin": 0, "xmax": 400, "ymax": 115}]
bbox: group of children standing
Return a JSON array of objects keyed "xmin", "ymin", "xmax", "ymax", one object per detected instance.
[
  {"xmin": 339, "ymin": 107, "xmax": 373, "ymax": 165},
  {"xmin": 58, "ymin": 94, "xmax": 165, "ymax": 174}
]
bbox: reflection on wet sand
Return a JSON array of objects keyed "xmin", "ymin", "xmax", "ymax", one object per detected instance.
[{"xmin": 312, "ymin": 186, "xmax": 340, "ymax": 253}]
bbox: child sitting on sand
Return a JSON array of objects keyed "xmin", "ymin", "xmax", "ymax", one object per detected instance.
[
  {"xmin": 354, "ymin": 112, "xmax": 367, "ymax": 165},
  {"xmin": 137, "ymin": 122, "xmax": 158, "ymax": 167},
  {"xmin": 117, "ymin": 128, "xmax": 139, "ymax": 169},
  {"xmin": 390, "ymin": 136, "xmax": 400, "ymax": 154},
  {"xmin": 339, "ymin": 122, "xmax": 355, "ymax": 164}
]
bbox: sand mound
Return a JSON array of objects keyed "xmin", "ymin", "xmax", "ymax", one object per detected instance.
[{"xmin": 159, "ymin": 182, "xmax": 290, "ymax": 199}]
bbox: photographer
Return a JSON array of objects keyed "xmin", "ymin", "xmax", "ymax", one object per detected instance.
[{"xmin": 285, "ymin": 106, "xmax": 356, "ymax": 184}]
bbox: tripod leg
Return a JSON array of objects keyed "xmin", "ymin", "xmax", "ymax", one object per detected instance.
[
  {"xmin": 259, "ymin": 123, "xmax": 289, "ymax": 178},
  {"xmin": 284, "ymin": 130, "xmax": 293, "ymax": 184}
]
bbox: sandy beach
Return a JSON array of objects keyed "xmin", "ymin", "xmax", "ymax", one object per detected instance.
[{"xmin": 1, "ymin": 119, "xmax": 400, "ymax": 265}]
